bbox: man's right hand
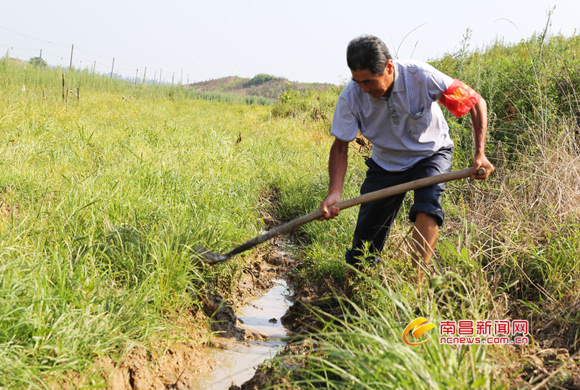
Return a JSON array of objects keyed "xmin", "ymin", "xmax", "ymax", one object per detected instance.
[
  {"xmin": 318, "ymin": 192, "xmax": 342, "ymax": 221},
  {"xmin": 319, "ymin": 138, "xmax": 349, "ymax": 221}
]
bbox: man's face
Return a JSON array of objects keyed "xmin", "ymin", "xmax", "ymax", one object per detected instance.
[{"xmin": 351, "ymin": 60, "xmax": 394, "ymax": 98}]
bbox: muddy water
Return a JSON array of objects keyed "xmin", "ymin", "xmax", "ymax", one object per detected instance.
[{"xmin": 191, "ymin": 280, "xmax": 290, "ymax": 389}]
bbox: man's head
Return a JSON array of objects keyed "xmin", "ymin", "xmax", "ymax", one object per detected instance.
[
  {"xmin": 347, "ymin": 35, "xmax": 392, "ymax": 74},
  {"xmin": 347, "ymin": 35, "xmax": 395, "ymax": 98}
]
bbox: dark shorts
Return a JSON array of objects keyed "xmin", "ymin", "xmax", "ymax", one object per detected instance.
[{"xmin": 345, "ymin": 148, "xmax": 452, "ymax": 266}]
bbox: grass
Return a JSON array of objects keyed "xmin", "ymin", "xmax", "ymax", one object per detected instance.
[
  {"xmin": 1, "ymin": 57, "xmax": 275, "ymax": 106},
  {"xmin": 269, "ymin": 121, "xmax": 580, "ymax": 388}
]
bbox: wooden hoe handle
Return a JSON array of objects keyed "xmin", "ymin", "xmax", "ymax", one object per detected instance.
[{"xmin": 224, "ymin": 167, "xmax": 484, "ymax": 258}]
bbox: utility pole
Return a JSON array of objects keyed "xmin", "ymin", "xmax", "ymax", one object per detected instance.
[
  {"xmin": 39, "ymin": 49, "xmax": 42, "ymax": 59},
  {"xmin": 69, "ymin": 44, "xmax": 74, "ymax": 70},
  {"xmin": 93, "ymin": 60, "xmax": 96, "ymax": 75},
  {"xmin": 160, "ymin": 69, "xmax": 163, "ymax": 85},
  {"xmin": 143, "ymin": 66, "xmax": 147, "ymax": 84},
  {"xmin": 110, "ymin": 58, "xmax": 115, "ymax": 79}
]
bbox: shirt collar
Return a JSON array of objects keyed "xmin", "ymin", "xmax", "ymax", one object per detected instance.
[{"xmin": 391, "ymin": 61, "xmax": 403, "ymax": 92}]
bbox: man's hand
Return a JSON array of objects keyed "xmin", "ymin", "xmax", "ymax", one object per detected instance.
[
  {"xmin": 318, "ymin": 192, "xmax": 342, "ymax": 221},
  {"xmin": 471, "ymin": 153, "xmax": 495, "ymax": 179}
]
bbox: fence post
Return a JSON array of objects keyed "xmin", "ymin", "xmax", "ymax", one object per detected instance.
[{"xmin": 69, "ymin": 44, "xmax": 74, "ymax": 70}]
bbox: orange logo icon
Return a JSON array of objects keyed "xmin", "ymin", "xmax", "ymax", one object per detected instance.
[{"xmin": 402, "ymin": 317, "xmax": 436, "ymax": 346}]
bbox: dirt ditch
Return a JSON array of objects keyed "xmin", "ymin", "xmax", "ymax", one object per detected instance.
[
  {"xmin": 205, "ymin": 187, "xmax": 346, "ymax": 390},
  {"xmin": 197, "ymin": 237, "xmax": 298, "ymax": 390},
  {"xmin": 70, "ymin": 240, "xmax": 297, "ymax": 390}
]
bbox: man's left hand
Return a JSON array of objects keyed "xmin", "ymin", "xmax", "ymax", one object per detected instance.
[{"xmin": 471, "ymin": 153, "xmax": 494, "ymax": 179}]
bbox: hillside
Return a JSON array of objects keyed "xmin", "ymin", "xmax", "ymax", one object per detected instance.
[{"xmin": 184, "ymin": 73, "xmax": 335, "ymax": 100}]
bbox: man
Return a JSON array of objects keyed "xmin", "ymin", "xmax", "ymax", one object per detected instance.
[{"xmin": 318, "ymin": 35, "xmax": 494, "ymax": 289}]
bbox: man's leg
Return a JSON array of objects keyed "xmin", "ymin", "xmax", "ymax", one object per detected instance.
[
  {"xmin": 345, "ymin": 158, "xmax": 406, "ymax": 292},
  {"xmin": 411, "ymin": 212, "xmax": 439, "ymax": 283},
  {"xmin": 345, "ymin": 193, "xmax": 405, "ymax": 292},
  {"xmin": 408, "ymin": 148, "xmax": 452, "ymax": 284}
]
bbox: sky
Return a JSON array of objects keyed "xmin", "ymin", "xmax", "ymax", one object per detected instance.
[{"xmin": 1, "ymin": 0, "xmax": 578, "ymax": 85}]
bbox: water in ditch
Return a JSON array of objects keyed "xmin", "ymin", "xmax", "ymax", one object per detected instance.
[{"xmin": 191, "ymin": 279, "xmax": 291, "ymax": 389}]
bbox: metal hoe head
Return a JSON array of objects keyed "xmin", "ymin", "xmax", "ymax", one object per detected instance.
[{"xmin": 194, "ymin": 247, "xmax": 231, "ymax": 265}]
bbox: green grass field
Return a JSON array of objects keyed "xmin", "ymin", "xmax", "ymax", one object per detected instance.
[
  {"xmin": 0, "ymin": 58, "xmax": 338, "ymax": 387},
  {"xmin": 1, "ymin": 29, "xmax": 580, "ymax": 389}
]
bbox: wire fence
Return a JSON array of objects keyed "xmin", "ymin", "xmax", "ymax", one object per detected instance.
[{"xmin": 0, "ymin": 26, "xmax": 193, "ymax": 86}]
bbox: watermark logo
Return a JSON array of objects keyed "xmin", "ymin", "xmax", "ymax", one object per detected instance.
[
  {"xmin": 439, "ymin": 320, "xmax": 529, "ymax": 345},
  {"xmin": 402, "ymin": 317, "xmax": 436, "ymax": 346},
  {"xmin": 403, "ymin": 318, "xmax": 530, "ymax": 346}
]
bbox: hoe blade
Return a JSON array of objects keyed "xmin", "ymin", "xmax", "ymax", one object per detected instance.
[{"xmin": 194, "ymin": 247, "xmax": 231, "ymax": 265}]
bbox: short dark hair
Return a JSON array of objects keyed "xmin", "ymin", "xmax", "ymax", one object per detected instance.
[{"xmin": 347, "ymin": 35, "xmax": 392, "ymax": 75}]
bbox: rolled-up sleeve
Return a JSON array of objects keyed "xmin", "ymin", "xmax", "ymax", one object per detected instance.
[{"xmin": 330, "ymin": 95, "xmax": 360, "ymax": 142}]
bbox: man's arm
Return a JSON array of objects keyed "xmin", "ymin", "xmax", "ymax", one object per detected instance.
[
  {"xmin": 318, "ymin": 138, "xmax": 349, "ymax": 220},
  {"xmin": 469, "ymin": 97, "xmax": 494, "ymax": 179}
]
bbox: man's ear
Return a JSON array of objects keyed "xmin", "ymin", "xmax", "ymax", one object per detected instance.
[{"xmin": 385, "ymin": 60, "xmax": 394, "ymax": 74}]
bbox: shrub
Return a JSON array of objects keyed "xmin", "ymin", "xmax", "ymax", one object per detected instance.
[{"xmin": 246, "ymin": 73, "xmax": 278, "ymax": 86}]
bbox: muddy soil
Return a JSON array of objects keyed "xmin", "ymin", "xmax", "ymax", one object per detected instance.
[{"xmin": 48, "ymin": 310, "xmax": 217, "ymax": 390}]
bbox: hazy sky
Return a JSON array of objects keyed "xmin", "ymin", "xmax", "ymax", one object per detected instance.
[{"xmin": 1, "ymin": 1, "xmax": 578, "ymax": 85}]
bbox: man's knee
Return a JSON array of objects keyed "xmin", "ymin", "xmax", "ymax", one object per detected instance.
[
  {"xmin": 415, "ymin": 211, "xmax": 436, "ymax": 223},
  {"xmin": 409, "ymin": 204, "xmax": 444, "ymax": 226}
]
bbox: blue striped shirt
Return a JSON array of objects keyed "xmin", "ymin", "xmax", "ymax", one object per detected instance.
[{"xmin": 331, "ymin": 59, "xmax": 455, "ymax": 171}]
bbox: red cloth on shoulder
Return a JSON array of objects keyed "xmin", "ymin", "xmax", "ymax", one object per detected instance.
[{"xmin": 439, "ymin": 79, "xmax": 481, "ymax": 118}]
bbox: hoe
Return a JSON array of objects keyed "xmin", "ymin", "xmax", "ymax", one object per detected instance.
[{"xmin": 196, "ymin": 167, "xmax": 484, "ymax": 265}]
